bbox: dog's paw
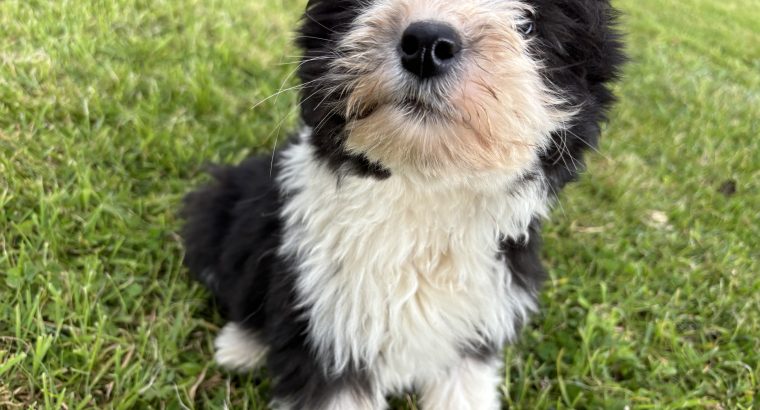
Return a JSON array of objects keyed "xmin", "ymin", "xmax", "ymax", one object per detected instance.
[{"xmin": 214, "ymin": 322, "xmax": 268, "ymax": 372}]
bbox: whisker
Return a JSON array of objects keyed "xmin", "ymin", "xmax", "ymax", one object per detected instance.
[
  {"xmin": 562, "ymin": 126, "xmax": 611, "ymax": 162},
  {"xmin": 294, "ymin": 35, "xmax": 339, "ymax": 44},
  {"xmin": 303, "ymin": 12, "xmax": 337, "ymax": 34},
  {"xmin": 250, "ymin": 78, "xmax": 320, "ymax": 110}
]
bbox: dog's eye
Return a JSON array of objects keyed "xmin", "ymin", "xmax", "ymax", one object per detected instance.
[
  {"xmin": 519, "ymin": 22, "xmax": 534, "ymax": 35},
  {"xmin": 518, "ymin": 12, "xmax": 536, "ymax": 35}
]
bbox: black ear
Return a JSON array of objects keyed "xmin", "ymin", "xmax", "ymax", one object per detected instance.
[
  {"xmin": 295, "ymin": 0, "xmax": 391, "ymax": 179},
  {"xmin": 532, "ymin": 0, "xmax": 626, "ymax": 191}
]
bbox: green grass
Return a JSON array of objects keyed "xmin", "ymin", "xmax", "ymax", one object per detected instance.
[{"xmin": 0, "ymin": 0, "xmax": 757, "ymax": 408}]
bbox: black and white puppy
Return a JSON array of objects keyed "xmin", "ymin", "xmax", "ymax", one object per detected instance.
[{"xmin": 182, "ymin": 0, "xmax": 624, "ymax": 408}]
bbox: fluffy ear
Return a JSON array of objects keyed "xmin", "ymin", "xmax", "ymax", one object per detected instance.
[
  {"xmin": 295, "ymin": 0, "xmax": 390, "ymax": 179},
  {"xmin": 297, "ymin": 0, "xmax": 359, "ymax": 126},
  {"xmin": 296, "ymin": 0, "xmax": 390, "ymax": 179},
  {"xmin": 531, "ymin": 0, "xmax": 626, "ymax": 191}
]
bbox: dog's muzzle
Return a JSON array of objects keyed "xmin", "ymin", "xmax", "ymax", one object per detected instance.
[{"xmin": 398, "ymin": 21, "xmax": 462, "ymax": 80}]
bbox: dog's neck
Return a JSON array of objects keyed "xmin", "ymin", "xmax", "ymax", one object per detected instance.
[
  {"xmin": 278, "ymin": 128, "xmax": 550, "ymax": 246},
  {"xmin": 291, "ymin": 126, "xmax": 547, "ymax": 199}
]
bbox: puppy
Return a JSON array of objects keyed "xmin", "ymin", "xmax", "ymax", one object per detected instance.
[{"xmin": 182, "ymin": 0, "xmax": 624, "ymax": 408}]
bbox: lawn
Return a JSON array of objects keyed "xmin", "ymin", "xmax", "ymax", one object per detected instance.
[{"xmin": 0, "ymin": 0, "xmax": 758, "ymax": 408}]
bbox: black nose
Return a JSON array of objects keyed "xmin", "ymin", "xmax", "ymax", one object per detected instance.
[{"xmin": 399, "ymin": 21, "xmax": 462, "ymax": 79}]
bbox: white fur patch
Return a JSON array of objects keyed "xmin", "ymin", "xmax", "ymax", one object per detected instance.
[
  {"xmin": 419, "ymin": 356, "xmax": 502, "ymax": 410},
  {"xmin": 278, "ymin": 140, "xmax": 545, "ymax": 393},
  {"xmin": 271, "ymin": 391, "xmax": 385, "ymax": 410},
  {"xmin": 321, "ymin": 390, "xmax": 386, "ymax": 410},
  {"xmin": 214, "ymin": 323, "xmax": 268, "ymax": 372}
]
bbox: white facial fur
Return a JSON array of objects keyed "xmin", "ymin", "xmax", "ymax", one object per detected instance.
[{"xmin": 323, "ymin": 0, "xmax": 571, "ymax": 176}]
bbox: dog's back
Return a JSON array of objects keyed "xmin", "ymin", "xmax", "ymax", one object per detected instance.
[{"xmin": 181, "ymin": 154, "xmax": 283, "ymax": 326}]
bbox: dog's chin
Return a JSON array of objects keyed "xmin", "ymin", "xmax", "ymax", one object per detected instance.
[
  {"xmin": 344, "ymin": 100, "xmax": 541, "ymax": 178},
  {"xmin": 396, "ymin": 97, "xmax": 446, "ymax": 119},
  {"xmin": 354, "ymin": 96, "xmax": 446, "ymax": 122},
  {"xmin": 347, "ymin": 96, "xmax": 454, "ymax": 144}
]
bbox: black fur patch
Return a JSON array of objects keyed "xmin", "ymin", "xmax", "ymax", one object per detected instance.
[
  {"xmin": 499, "ymin": 218, "xmax": 548, "ymax": 294},
  {"xmin": 298, "ymin": 0, "xmax": 391, "ymax": 179}
]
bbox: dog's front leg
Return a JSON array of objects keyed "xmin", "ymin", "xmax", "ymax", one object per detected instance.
[
  {"xmin": 270, "ymin": 385, "xmax": 386, "ymax": 410},
  {"xmin": 418, "ymin": 355, "xmax": 502, "ymax": 410}
]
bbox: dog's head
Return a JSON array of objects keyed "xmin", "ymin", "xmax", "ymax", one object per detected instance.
[{"xmin": 297, "ymin": 0, "xmax": 624, "ymax": 182}]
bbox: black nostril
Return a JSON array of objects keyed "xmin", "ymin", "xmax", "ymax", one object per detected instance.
[
  {"xmin": 433, "ymin": 39, "xmax": 457, "ymax": 61},
  {"xmin": 399, "ymin": 21, "xmax": 462, "ymax": 79},
  {"xmin": 401, "ymin": 34, "xmax": 420, "ymax": 56}
]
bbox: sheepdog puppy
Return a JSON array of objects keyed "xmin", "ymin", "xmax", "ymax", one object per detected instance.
[{"xmin": 181, "ymin": 0, "xmax": 624, "ymax": 408}]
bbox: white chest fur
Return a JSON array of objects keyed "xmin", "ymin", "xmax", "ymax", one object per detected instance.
[{"xmin": 277, "ymin": 141, "xmax": 548, "ymax": 390}]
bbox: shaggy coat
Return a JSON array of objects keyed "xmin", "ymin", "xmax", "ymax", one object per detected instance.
[{"xmin": 182, "ymin": 0, "xmax": 624, "ymax": 408}]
